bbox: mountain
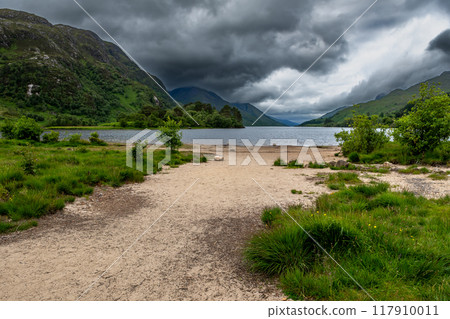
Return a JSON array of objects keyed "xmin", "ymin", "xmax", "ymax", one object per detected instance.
[
  {"xmin": 0, "ymin": 9, "xmax": 174, "ymax": 125},
  {"xmin": 267, "ymin": 116, "xmax": 298, "ymax": 126},
  {"xmin": 170, "ymin": 87, "xmax": 284, "ymax": 126},
  {"xmin": 300, "ymin": 71, "xmax": 450, "ymax": 127}
]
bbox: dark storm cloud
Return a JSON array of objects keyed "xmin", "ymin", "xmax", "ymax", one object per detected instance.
[
  {"xmin": 2, "ymin": 0, "xmax": 450, "ymax": 121},
  {"xmin": 428, "ymin": 29, "xmax": 450, "ymax": 54}
]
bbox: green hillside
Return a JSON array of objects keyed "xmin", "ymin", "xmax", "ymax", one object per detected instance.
[
  {"xmin": 301, "ymin": 71, "xmax": 450, "ymax": 127},
  {"xmin": 0, "ymin": 9, "xmax": 175, "ymax": 126},
  {"xmin": 170, "ymin": 87, "xmax": 284, "ymax": 126}
]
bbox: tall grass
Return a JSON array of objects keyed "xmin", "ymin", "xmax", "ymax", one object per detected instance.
[
  {"xmin": 0, "ymin": 140, "xmax": 192, "ymax": 233},
  {"xmin": 245, "ymin": 183, "xmax": 450, "ymax": 300}
]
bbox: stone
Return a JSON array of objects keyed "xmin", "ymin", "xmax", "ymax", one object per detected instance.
[
  {"xmin": 328, "ymin": 161, "xmax": 337, "ymax": 167},
  {"xmin": 336, "ymin": 160, "xmax": 349, "ymax": 168},
  {"xmin": 214, "ymin": 155, "xmax": 224, "ymax": 161}
]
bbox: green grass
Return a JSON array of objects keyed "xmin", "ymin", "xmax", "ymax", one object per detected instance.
[
  {"xmin": 356, "ymin": 142, "xmax": 449, "ymax": 166},
  {"xmin": 291, "ymin": 189, "xmax": 303, "ymax": 194},
  {"xmin": 324, "ymin": 172, "xmax": 361, "ymax": 190},
  {"xmin": 274, "ymin": 159, "xmax": 304, "ymax": 168},
  {"xmin": 0, "ymin": 139, "xmax": 192, "ymax": 233},
  {"xmin": 428, "ymin": 172, "xmax": 448, "ymax": 180},
  {"xmin": 398, "ymin": 165, "xmax": 431, "ymax": 175},
  {"xmin": 245, "ymin": 183, "xmax": 450, "ymax": 300},
  {"xmin": 308, "ymin": 162, "xmax": 328, "ymax": 169}
]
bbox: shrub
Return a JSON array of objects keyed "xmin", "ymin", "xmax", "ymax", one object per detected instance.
[
  {"xmin": 158, "ymin": 117, "xmax": 182, "ymax": 152},
  {"xmin": 291, "ymin": 189, "xmax": 303, "ymax": 194},
  {"xmin": 10, "ymin": 117, "xmax": 43, "ymax": 141},
  {"xmin": 20, "ymin": 149, "xmax": 37, "ymax": 175},
  {"xmin": 42, "ymin": 130, "xmax": 60, "ymax": 143},
  {"xmin": 67, "ymin": 134, "xmax": 88, "ymax": 145},
  {"xmin": 0, "ymin": 120, "xmax": 15, "ymax": 139},
  {"xmin": 394, "ymin": 83, "xmax": 450, "ymax": 156},
  {"xmin": 89, "ymin": 132, "xmax": 107, "ymax": 146},
  {"xmin": 348, "ymin": 152, "xmax": 360, "ymax": 163},
  {"xmin": 335, "ymin": 111, "xmax": 389, "ymax": 155}
]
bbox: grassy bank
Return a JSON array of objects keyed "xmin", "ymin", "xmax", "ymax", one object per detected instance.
[
  {"xmin": 0, "ymin": 140, "xmax": 192, "ymax": 233},
  {"xmin": 245, "ymin": 180, "xmax": 449, "ymax": 300},
  {"xmin": 346, "ymin": 142, "xmax": 449, "ymax": 166}
]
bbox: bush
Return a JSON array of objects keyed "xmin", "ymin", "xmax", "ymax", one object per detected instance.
[
  {"xmin": 394, "ymin": 84, "xmax": 450, "ymax": 156},
  {"xmin": 13, "ymin": 116, "xmax": 43, "ymax": 141},
  {"xmin": 42, "ymin": 130, "xmax": 60, "ymax": 143},
  {"xmin": 348, "ymin": 152, "xmax": 360, "ymax": 163},
  {"xmin": 335, "ymin": 111, "xmax": 389, "ymax": 155},
  {"xmin": 20, "ymin": 150, "xmax": 37, "ymax": 175},
  {"xmin": 0, "ymin": 120, "xmax": 15, "ymax": 139},
  {"xmin": 89, "ymin": 132, "xmax": 107, "ymax": 146},
  {"xmin": 158, "ymin": 117, "xmax": 182, "ymax": 152},
  {"xmin": 66, "ymin": 134, "xmax": 89, "ymax": 145}
]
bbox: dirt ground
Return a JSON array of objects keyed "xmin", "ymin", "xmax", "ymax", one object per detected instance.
[{"xmin": 0, "ymin": 145, "xmax": 448, "ymax": 300}]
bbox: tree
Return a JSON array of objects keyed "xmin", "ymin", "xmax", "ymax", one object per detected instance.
[
  {"xmin": 158, "ymin": 117, "xmax": 182, "ymax": 152},
  {"xmin": 335, "ymin": 108, "xmax": 389, "ymax": 155},
  {"xmin": 394, "ymin": 83, "xmax": 450, "ymax": 155}
]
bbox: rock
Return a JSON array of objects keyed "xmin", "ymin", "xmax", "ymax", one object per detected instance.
[
  {"xmin": 382, "ymin": 161, "xmax": 392, "ymax": 168},
  {"xmin": 336, "ymin": 160, "xmax": 349, "ymax": 168},
  {"xmin": 214, "ymin": 155, "xmax": 224, "ymax": 161},
  {"xmin": 328, "ymin": 161, "xmax": 336, "ymax": 167}
]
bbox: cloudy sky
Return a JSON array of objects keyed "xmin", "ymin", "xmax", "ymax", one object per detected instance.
[{"xmin": 3, "ymin": 0, "xmax": 450, "ymax": 123}]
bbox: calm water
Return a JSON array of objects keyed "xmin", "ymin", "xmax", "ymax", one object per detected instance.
[{"xmin": 51, "ymin": 127, "xmax": 349, "ymax": 146}]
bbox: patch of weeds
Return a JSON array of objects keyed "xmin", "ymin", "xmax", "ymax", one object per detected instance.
[
  {"xmin": 428, "ymin": 172, "xmax": 448, "ymax": 180},
  {"xmin": 398, "ymin": 165, "xmax": 430, "ymax": 175},
  {"xmin": 286, "ymin": 160, "xmax": 304, "ymax": 169},
  {"xmin": 261, "ymin": 207, "xmax": 282, "ymax": 227},
  {"xmin": 308, "ymin": 162, "xmax": 328, "ymax": 169},
  {"xmin": 291, "ymin": 189, "xmax": 303, "ymax": 194},
  {"xmin": 274, "ymin": 158, "xmax": 286, "ymax": 166}
]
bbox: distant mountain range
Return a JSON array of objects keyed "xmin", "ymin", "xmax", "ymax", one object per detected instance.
[
  {"xmin": 300, "ymin": 71, "xmax": 450, "ymax": 126},
  {"xmin": 170, "ymin": 87, "xmax": 284, "ymax": 126}
]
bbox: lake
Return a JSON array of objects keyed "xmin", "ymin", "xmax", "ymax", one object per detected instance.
[{"xmin": 51, "ymin": 127, "xmax": 349, "ymax": 146}]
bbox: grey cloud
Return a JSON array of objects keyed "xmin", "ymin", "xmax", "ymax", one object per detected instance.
[
  {"xmin": 428, "ymin": 29, "xmax": 450, "ymax": 54},
  {"xmin": 1, "ymin": 0, "xmax": 450, "ymax": 122}
]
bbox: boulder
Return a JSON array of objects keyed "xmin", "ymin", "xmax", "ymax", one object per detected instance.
[
  {"xmin": 382, "ymin": 161, "xmax": 392, "ymax": 168},
  {"xmin": 336, "ymin": 160, "xmax": 349, "ymax": 168},
  {"xmin": 214, "ymin": 155, "xmax": 224, "ymax": 161},
  {"xmin": 328, "ymin": 161, "xmax": 337, "ymax": 167}
]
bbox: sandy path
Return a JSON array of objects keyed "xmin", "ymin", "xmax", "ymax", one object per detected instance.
[{"xmin": 0, "ymin": 146, "xmax": 447, "ymax": 300}]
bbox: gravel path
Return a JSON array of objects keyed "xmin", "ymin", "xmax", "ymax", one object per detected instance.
[{"xmin": 0, "ymin": 146, "xmax": 447, "ymax": 300}]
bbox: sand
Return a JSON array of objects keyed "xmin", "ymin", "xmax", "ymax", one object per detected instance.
[{"xmin": 0, "ymin": 146, "xmax": 448, "ymax": 300}]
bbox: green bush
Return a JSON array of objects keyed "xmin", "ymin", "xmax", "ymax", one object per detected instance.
[
  {"xmin": 394, "ymin": 83, "xmax": 450, "ymax": 156},
  {"xmin": 335, "ymin": 111, "xmax": 389, "ymax": 155},
  {"xmin": 0, "ymin": 120, "xmax": 15, "ymax": 139},
  {"xmin": 89, "ymin": 132, "xmax": 107, "ymax": 146},
  {"xmin": 13, "ymin": 116, "xmax": 43, "ymax": 141},
  {"xmin": 348, "ymin": 152, "xmax": 360, "ymax": 163},
  {"xmin": 42, "ymin": 130, "xmax": 60, "ymax": 143}
]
